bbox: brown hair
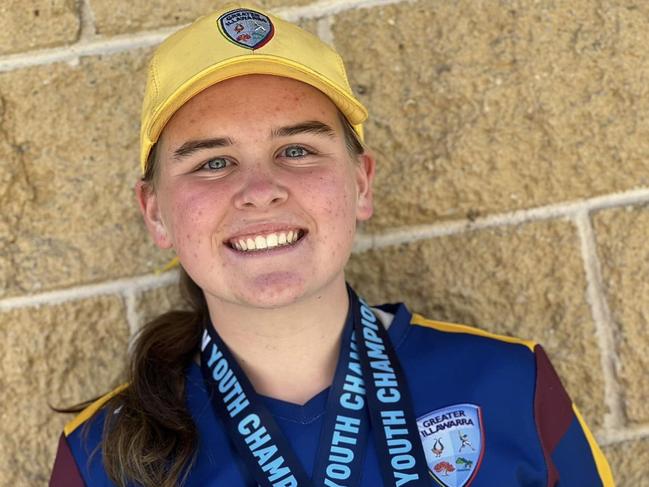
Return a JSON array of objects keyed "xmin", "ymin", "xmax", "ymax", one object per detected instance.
[
  {"xmin": 100, "ymin": 270, "xmax": 205, "ymax": 486},
  {"xmin": 97, "ymin": 109, "xmax": 365, "ymax": 487}
]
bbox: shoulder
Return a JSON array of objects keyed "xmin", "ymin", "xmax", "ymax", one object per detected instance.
[
  {"xmin": 64, "ymin": 383, "xmax": 128, "ymax": 437},
  {"xmin": 405, "ymin": 311, "xmax": 539, "ymax": 374},
  {"xmin": 392, "ymin": 307, "xmax": 543, "ymax": 410},
  {"xmin": 404, "ymin": 311, "xmax": 614, "ymax": 485},
  {"xmin": 64, "ymin": 385, "xmax": 128, "ymax": 477},
  {"xmin": 51, "ymin": 384, "xmax": 128, "ymax": 486},
  {"xmin": 409, "ymin": 312, "xmax": 537, "ymax": 352},
  {"xmin": 400, "ymin": 310, "xmax": 543, "ymax": 427}
]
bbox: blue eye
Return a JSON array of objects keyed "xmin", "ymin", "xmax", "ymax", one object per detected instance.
[
  {"xmin": 203, "ymin": 158, "xmax": 229, "ymax": 170},
  {"xmin": 283, "ymin": 146, "xmax": 309, "ymax": 158}
]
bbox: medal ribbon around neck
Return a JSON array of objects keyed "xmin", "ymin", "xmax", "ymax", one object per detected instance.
[{"xmin": 199, "ymin": 286, "xmax": 430, "ymax": 486}]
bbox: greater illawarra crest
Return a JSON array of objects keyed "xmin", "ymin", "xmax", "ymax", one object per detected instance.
[
  {"xmin": 218, "ymin": 8, "xmax": 274, "ymax": 49},
  {"xmin": 417, "ymin": 404, "xmax": 485, "ymax": 487}
]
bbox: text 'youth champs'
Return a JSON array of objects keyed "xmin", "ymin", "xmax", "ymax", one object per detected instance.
[
  {"xmin": 353, "ymin": 295, "xmax": 431, "ymax": 487},
  {"xmin": 200, "ymin": 328, "xmax": 308, "ymax": 487},
  {"xmin": 311, "ymin": 325, "xmax": 370, "ymax": 487},
  {"xmin": 200, "ymin": 287, "xmax": 432, "ymax": 487}
]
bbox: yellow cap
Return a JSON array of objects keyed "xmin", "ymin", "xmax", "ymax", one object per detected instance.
[{"xmin": 139, "ymin": 3, "xmax": 368, "ymax": 174}]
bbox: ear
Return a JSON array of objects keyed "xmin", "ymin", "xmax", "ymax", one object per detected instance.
[
  {"xmin": 135, "ymin": 180, "xmax": 173, "ymax": 249},
  {"xmin": 354, "ymin": 151, "xmax": 376, "ymax": 221}
]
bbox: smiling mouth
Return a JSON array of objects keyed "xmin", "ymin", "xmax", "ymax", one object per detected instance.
[{"xmin": 227, "ymin": 229, "xmax": 306, "ymax": 252}]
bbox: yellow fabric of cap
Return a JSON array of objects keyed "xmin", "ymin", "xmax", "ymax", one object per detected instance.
[{"xmin": 139, "ymin": 2, "xmax": 368, "ymax": 174}]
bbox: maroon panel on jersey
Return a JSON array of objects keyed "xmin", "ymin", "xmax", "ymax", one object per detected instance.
[
  {"xmin": 533, "ymin": 345, "xmax": 574, "ymax": 487},
  {"xmin": 50, "ymin": 433, "xmax": 86, "ymax": 487}
]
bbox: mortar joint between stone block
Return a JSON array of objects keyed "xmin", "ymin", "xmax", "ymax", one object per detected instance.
[
  {"xmin": 275, "ymin": 0, "xmax": 406, "ymax": 21},
  {"xmin": 597, "ymin": 423, "xmax": 649, "ymax": 446},
  {"xmin": 316, "ymin": 16, "xmax": 335, "ymax": 47},
  {"xmin": 0, "ymin": 28, "xmax": 175, "ymax": 73},
  {"xmin": 0, "ymin": 269, "xmax": 179, "ymax": 311},
  {"xmin": 123, "ymin": 287, "xmax": 140, "ymax": 338},
  {"xmin": 79, "ymin": 0, "xmax": 98, "ymax": 40},
  {"xmin": 355, "ymin": 187, "xmax": 649, "ymax": 253},
  {"xmin": 574, "ymin": 210, "xmax": 625, "ymax": 431}
]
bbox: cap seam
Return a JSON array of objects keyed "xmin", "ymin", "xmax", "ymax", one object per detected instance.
[{"xmin": 334, "ymin": 52, "xmax": 353, "ymax": 93}]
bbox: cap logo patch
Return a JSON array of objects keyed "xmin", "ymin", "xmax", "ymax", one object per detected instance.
[
  {"xmin": 218, "ymin": 8, "xmax": 274, "ymax": 50},
  {"xmin": 417, "ymin": 404, "xmax": 485, "ymax": 487}
]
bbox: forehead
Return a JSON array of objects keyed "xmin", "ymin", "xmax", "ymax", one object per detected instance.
[{"xmin": 161, "ymin": 74, "xmax": 341, "ymax": 140}]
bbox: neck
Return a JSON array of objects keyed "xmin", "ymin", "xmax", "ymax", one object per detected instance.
[{"xmin": 205, "ymin": 280, "xmax": 350, "ymax": 405}]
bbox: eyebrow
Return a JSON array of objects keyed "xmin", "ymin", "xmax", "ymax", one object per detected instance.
[
  {"xmin": 172, "ymin": 121, "xmax": 336, "ymax": 161},
  {"xmin": 271, "ymin": 121, "xmax": 336, "ymax": 139},
  {"xmin": 173, "ymin": 137, "xmax": 233, "ymax": 160}
]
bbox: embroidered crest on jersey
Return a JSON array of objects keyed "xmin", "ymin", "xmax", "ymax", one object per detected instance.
[
  {"xmin": 417, "ymin": 404, "xmax": 485, "ymax": 487},
  {"xmin": 218, "ymin": 8, "xmax": 274, "ymax": 49}
]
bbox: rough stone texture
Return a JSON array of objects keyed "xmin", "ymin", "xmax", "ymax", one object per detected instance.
[
  {"xmin": 334, "ymin": 1, "xmax": 649, "ymax": 229},
  {"xmin": 0, "ymin": 98, "xmax": 33, "ymax": 295},
  {"xmin": 135, "ymin": 280, "xmax": 190, "ymax": 329},
  {"xmin": 347, "ymin": 219, "xmax": 605, "ymax": 428},
  {"xmin": 91, "ymin": 0, "xmax": 315, "ymax": 35},
  {"xmin": 297, "ymin": 17, "xmax": 319, "ymax": 38},
  {"xmin": 593, "ymin": 205, "xmax": 649, "ymax": 424},
  {"xmin": 0, "ymin": 0, "xmax": 80, "ymax": 55},
  {"xmin": 0, "ymin": 296, "xmax": 129, "ymax": 485},
  {"xmin": 0, "ymin": 49, "xmax": 174, "ymax": 298},
  {"xmin": 603, "ymin": 438, "xmax": 649, "ymax": 486}
]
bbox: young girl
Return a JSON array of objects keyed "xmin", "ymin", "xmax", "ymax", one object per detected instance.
[{"xmin": 50, "ymin": 4, "xmax": 614, "ymax": 486}]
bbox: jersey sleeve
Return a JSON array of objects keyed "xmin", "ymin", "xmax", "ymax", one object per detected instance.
[
  {"xmin": 533, "ymin": 345, "xmax": 615, "ymax": 487},
  {"xmin": 49, "ymin": 432, "xmax": 86, "ymax": 487}
]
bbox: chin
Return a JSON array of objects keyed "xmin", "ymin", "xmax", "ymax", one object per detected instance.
[{"xmin": 233, "ymin": 273, "xmax": 310, "ymax": 309}]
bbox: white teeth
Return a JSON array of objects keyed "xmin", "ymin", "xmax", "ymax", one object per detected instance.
[
  {"xmin": 232, "ymin": 230, "xmax": 302, "ymax": 252},
  {"xmin": 255, "ymin": 236, "xmax": 267, "ymax": 249},
  {"xmin": 266, "ymin": 233, "xmax": 278, "ymax": 248}
]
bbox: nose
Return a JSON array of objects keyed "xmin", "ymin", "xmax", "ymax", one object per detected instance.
[{"xmin": 233, "ymin": 170, "xmax": 289, "ymax": 210}]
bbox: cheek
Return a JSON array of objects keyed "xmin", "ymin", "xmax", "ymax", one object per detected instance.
[
  {"xmin": 303, "ymin": 172, "xmax": 353, "ymax": 214},
  {"xmin": 162, "ymin": 184, "xmax": 223, "ymax": 246},
  {"xmin": 307, "ymin": 171, "xmax": 359, "ymax": 244}
]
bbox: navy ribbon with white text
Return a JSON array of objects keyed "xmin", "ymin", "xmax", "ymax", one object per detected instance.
[{"xmin": 199, "ymin": 286, "xmax": 430, "ymax": 486}]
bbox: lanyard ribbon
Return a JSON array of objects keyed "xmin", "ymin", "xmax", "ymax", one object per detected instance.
[{"xmin": 200, "ymin": 286, "xmax": 430, "ymax": 486}]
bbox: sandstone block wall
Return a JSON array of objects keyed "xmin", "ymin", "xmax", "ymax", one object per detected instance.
[{"xmin": 1, "ymin": 0, "xmax": 647, "ymax": 484}]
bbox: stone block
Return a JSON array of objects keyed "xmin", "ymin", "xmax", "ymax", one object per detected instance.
[
  {"xmin": 0, "ymin": 0, "xmax": 80, "ymax": 55},
  {"xmin": 297, "ymin": 17, "xmax": 319, "ymax": 38},
  {"xmin": 91, "ymin": 0, "xmax": 315, "ymax": 35},
  {"xmin": 333, "ymin": 1, "xmax": 649, "ymax": 229},
  {"xmin": 593, "ymin": 205, "xmax": 649, "ymax": 424},
  {"xmin": 0, "ymin": 296, "xmax": 129, "ymax": 485},
  {"xmin": 603, "ymin": 438, "xmax": 649, "ymax": 486},
  {"xmin": 135, "ymin": 279, "xmax": 191, "ymax": 329},
  {"xmin": 347, "ymin": 219, "xmax": 605, "ymax": 427},
  {"xmin": 0, "ymin": 110, "xmax": 33, "ymax": 294},
  {"xmin": 0, "ymin": 49, "xmax": 174, "ymax": 298}
]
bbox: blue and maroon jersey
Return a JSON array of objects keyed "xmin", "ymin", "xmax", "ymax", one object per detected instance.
[{"xmin": 50, "ymin": 302, "xmax": 614, "ymax": 486}]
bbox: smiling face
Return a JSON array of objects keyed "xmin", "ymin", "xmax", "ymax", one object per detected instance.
[{"xmin": 137, "ymin": 75, "xmax": 374, "ymax": 311}]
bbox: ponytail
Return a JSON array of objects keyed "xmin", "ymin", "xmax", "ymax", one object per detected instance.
[{"xmin": 101, "ymin": 269, "xmax": 206, "ymax": 487}]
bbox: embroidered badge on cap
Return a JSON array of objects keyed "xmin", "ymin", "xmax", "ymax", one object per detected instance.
[
  {"xmin": 218, "ymin": 8, "xmax": 274, "ymax": 49},
  {"xmin": 417, "ymin": 404, "xmax": 485, "ymax": 487}
]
